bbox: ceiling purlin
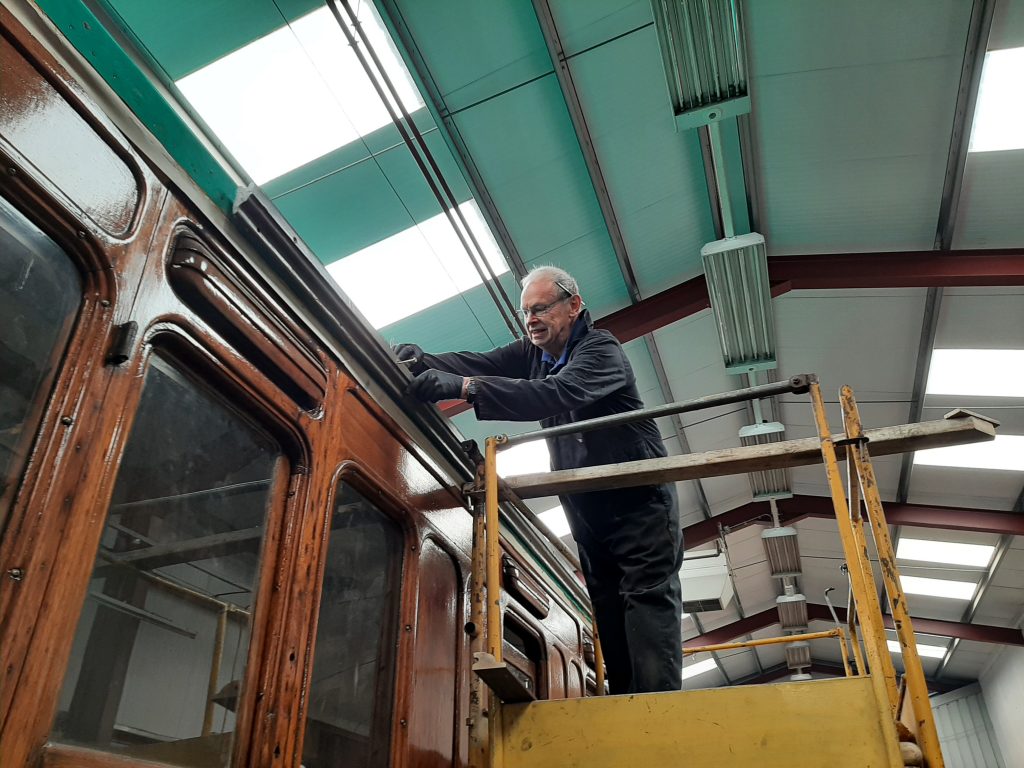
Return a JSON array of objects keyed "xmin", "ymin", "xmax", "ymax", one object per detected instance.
[
  {"xmin": 895, "ymin": 0, "xmax": 997, "ymax": 506},
  {"xmin": 327, "ymin": 0, "xmax": 524, "ymax": 338},
  {"xmin": 375, "ymin": 0, "xmax": 528, "ymax": 280},
  {"xmin": 530, "ymin": 0, "xmax": 755, "ymax": 682},
  {"xmin": 890, "ymin": 0, "xmax": 998, "ymax": 672}
]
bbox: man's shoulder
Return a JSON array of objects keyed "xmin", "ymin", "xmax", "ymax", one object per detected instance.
[{"xmin": 576, "ymin": 326, "xmax": 622, "ymax": 350}]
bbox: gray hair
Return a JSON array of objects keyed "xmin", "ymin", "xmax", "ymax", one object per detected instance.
[{"xmin": 521, "ymin": 265, "xmax": 579, "ymax": 298}]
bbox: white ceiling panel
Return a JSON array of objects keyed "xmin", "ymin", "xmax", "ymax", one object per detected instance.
[
  {"xmin": 908, "ymin": 465, "xmax": 1022, "ymax": 510},
  {"xmin": 931, "ymin": 288, "xmax": 1024, "ymax": 350},
  {"xmin": 775, "ymin": 289, "xmax": 926, "ymax": 404}
]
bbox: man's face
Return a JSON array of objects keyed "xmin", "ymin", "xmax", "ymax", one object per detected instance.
[{"xmin": 520, "ymin": 278, "xmax": 582, "ymax": 356}]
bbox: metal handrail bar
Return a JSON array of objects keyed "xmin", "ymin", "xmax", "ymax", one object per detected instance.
[
  {"xmin": 500, "ymin": 374, "xmax": 811, "ymax": 447},
  {"xmin": 683, "ymin": 628, "xmax": 842, "ymax": 656}
]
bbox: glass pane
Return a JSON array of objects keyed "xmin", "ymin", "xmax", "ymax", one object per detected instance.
[
  {"xmin": 0, "ymin": 196, "xmax": 80, "ymax": 524},
  {"xmin": 52, "ymin": 354, "xmax": 280, "ymax": 767},
  {"xmin": 303, "ymin": 484, "xmax": 402, "ymax": 768}
]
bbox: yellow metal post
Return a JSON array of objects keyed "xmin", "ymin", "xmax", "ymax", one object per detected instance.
[
  {"xmin": 484, "ymin": 436, "xmax": 504, "ymax": 661},
  {"xmin": 807, "ymin": 381, "xmax": 899, "ymax": 716},
  {"xmin": 840, "ymin": 386, "xmax": 945, "ymax": 768},
  {"xmin": 469, "ymin": 500, "xmax": 489, "ymax": 768},
  {"xmin": 845, "ymin": 450, "xmax": 869, "ymax": 678},
  {"xmin": 837, "ymin": 628, "xmax": 853, "ymax": 678},
  {"xmin": 593, "ymin": 625, "xmax": 606, "ymax": 695}
]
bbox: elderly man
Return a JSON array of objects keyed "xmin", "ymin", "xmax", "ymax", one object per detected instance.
[{"xmin": 395, "ymin": 266, "xmax": 682, "ymax": 694}]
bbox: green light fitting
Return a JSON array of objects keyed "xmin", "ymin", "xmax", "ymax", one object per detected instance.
[{"xmin": 651, "ymin": 0, "xmax": 751, "ymax": 129}]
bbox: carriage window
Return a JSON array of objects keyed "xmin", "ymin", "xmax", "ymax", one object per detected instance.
[
  {"xmin": 0, "ymin": 196, "xmax": 80, "ymax": 526},
  {"xmin": 303, "ymin": 484, "xmax": 402, "ymax": 768},
  {"xmin": 52, "ymin": 353, "xmax": 279, "ymax": 767}
]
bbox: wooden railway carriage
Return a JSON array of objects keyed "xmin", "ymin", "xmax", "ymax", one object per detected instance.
[{"xmin": 0, "ymin": 6, "xmax": 594, "ymax": 767}]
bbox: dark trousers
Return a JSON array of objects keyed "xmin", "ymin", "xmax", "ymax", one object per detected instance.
[{"xmin": 564, "ymin": 483, "xmax": 683, "ymax": 694}]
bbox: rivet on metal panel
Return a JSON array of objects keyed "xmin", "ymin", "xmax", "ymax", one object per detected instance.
[
  {"xmin": 60, "ymin": 416, "xmax": 74, "ymax": 426},
  {"xmin": 7, "ymin": 567, "xmax": 25, "ymax": 581}
]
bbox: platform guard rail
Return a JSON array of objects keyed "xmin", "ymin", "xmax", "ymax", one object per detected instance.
[{"xmin": 466, "ymin": 373, "xmax": 1001, "ymax": 768}]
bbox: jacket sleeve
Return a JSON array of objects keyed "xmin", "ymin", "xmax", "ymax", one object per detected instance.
[
  {"xmin": 420, "ymin": 339, "xmax": 532, "ymax": 379},
  {"xmin": 470, "ymin": 334, "xmax": 629, "ymax": 422}
]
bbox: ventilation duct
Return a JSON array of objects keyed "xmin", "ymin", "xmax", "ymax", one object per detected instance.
[
  {"xmin": 739, "ymin": 421, "xmax": 793, "ymax": 500},
  {"xmin": 650, "ymin": 0, "xmax": 751, "ymax": 129},
  {"xmin": 679, "ymin": 553, "xmax": 735, "ymax": 613},
  {"xmin": 762, "ymin": 526, "xmax": 801, "ymax": 578},
  {"xmin": 702, "ymin": 233, "xmax": 777, "ymax": 375}
]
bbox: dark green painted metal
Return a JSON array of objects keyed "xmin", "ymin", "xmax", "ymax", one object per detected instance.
[
  {"xmin": 271, "ymin": 122, "xmax": 472, "ymax": 264},
  {"xmin": 37, "ymin": 0, "xmax": 240, "ymax": 211}
]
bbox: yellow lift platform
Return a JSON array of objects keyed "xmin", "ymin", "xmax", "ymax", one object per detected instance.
[{"xmin": 466, "ymin": 375, "xmax": 998, "ymax": 768}]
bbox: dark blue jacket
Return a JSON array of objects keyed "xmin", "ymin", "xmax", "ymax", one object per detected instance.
[{"xmin": 420, "ymin": 311, "xmax": 669, "ymax": 488}]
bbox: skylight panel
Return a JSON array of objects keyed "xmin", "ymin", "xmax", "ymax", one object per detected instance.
[
  {"xmin": 914, "ymin": 436, "xmax": 1024, "ymax": 472},
  {"xmin": 326, "ymin": 200, "xmax": 509, "ymax": 328},
  {"xmin": 496, "ymin": 439, "xmax": 550, "ymax": 478},
  {"xmin": 887, "ymin": 640, "xmax": 947, "ymax": 659},
  {"xmin": 176, "ymin": 5, "xmax": 424, "ymax": 184},
  {"xmin": 969, "ymin": 47, "xmax": 1024, "ymax": 152},
  {"xmin": 900, "ymin": 576, "xmax": 977, "ymax": 601},
  {"xmin": 896, "ymin": 538, "xmax": 995, "ymax": 568},
  {"xmin": 682, "ymin": 657, "xmax": 719, "ymax": 680},
  {"xmin": 538, "ymin": 506, "xmax": 571, "ymax": 538},
  {"xmin": 927, "ymin": 349, "xmax": 1024, "ymax": 397}
]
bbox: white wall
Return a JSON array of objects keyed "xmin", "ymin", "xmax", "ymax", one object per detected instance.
[
  {"xmin": 980, "ymin": 646, "xmax": 1024, "ymax": 767},
  {"xmin": 931, "ymin": 683, "xmax": 1005, "ymax": 768}
]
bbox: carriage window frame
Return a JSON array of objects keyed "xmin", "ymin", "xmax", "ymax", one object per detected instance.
[
  {"xmin": 300, "ymin": 472, "xmax": 408, "ymax": 768},
  {"xmin": 45, "ymin": 336, "xmax": 300, "ymax": 768},
  {"xmin": 0, "ymin": 194, "xmax": 85, "ymax": 532}
]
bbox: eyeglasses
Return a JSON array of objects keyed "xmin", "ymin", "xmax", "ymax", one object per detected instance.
[{"xmin": 517, "ymin": 281, "xmax": 576, "ymax": 320}]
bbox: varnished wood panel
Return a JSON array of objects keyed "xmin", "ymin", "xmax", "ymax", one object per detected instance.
[{"xmin": 0, "ymin": 21, "xmax": 141, "ymax": 235}]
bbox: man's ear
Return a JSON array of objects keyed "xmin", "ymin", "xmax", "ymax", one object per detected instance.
[{"xmin": 568, "ymin": 294, "xmax": 584, "ymax": 318}]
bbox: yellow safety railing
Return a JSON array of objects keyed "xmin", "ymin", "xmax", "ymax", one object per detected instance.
[
  {"xmin": 684, "ymin": 627, "xmax": 854, "ymax": 678},
  {"xmin": 469, "ymin": 375, "xmax": 963, "ymax": 768}
]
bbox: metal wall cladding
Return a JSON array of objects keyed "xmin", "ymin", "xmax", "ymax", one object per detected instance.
[{"xmin": 931, "ymin": 683, "xmax": 1006, "ymax": 768}]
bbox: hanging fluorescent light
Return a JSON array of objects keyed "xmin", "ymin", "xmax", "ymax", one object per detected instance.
[
  {"xmin": 785, "ymin": 640, "xmax": 811, "ymax": 671},
  {"xmin": 776, "ymin": 590, "xmax": 808, "ymax": 631},
  {"xmin": 762, "ymin": 526, "xmax": 801, "ymax": 578},
  {"xmin": 739, "ymin": 422, "xmax": 792, "ymax": 499},
  {"xmin": 702, "ymin": 233, "xmax": 777, "ymax": 374},
  {"xmin": 650, "ymin": 0, "xmax": 752, "ymax": 129}
]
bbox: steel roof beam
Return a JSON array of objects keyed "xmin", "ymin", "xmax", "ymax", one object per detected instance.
[
  {"xmin": 685, "ymin": 603, "xmax": 1024, "ymax": 649},
  {"xmin": 597, "ymin": 248, "xmax": 1024, "ymax": 343},
  {"xmin": 681, "ymin": 495, "xmax": 1024, "ymax": 550}
]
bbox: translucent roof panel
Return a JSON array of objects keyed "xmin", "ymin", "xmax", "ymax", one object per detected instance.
[
  {"xmin": 897, "ymin": 538, "xmax": 996, "ymax": 568},
  {"xmin": 176, "ymin": 4, "xmax": 423, "ymax": 184},
  {"xmin": 969, "ymin": 47, "xmax": 1024, "ymax": 152},
  {"xmin": 326, "ymin": 201, "xmax": 509, "ymax": 329},
  {"xmin": 914, "ymin": 435, "xmax": 1024, "ymax": 472},
  {"xmin": 926, "ymin": 349, "xmax": 1024, "ymax": 397}
]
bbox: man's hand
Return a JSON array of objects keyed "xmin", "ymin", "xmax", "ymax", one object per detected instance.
[
  {"xmin": 408, "ymin": 369, "xmax": 465, "ymax": 402},
  {"xmin": 392, "ymin": 343, "xmax": 425, "ymax": 374}
]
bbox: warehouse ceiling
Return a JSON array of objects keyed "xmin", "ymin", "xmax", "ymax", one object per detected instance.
[{"xmin": 60, "ymin": 0, "xmax": 1024, "ymax": 688}]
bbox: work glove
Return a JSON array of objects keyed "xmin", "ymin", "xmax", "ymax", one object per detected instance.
[
  {"xmin": 408, "ymin": 368, "xmax": 465, "ymax": 403},
  {"xmin": 392, "ymin": 343, "xmax": 426, "ymax": 374}
]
